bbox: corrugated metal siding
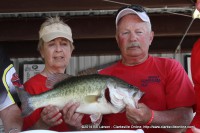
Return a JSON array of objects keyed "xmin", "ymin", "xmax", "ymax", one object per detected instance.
[{"xmin": 67, "ymin": 55, "xmax": 121, "ymax": 75}]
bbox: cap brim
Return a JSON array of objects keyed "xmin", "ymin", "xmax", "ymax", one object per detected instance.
[
  {"xmin": 42, "ymin": 32, "xmax": 73, "ymax": 43},
  {"xmin": 39, "ymin": 23, "xmax": 73, "ymax": 43}
]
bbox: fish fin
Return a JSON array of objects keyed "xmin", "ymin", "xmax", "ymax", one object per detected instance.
[
  {"xmin": 78, "ymin": 68, "xmax": 98, "ymax": 76},
  {"xmin": 84, "ymin": 95, "xmax": 99, "ymax": 103},
  {"xmin": 46, "ymin": 73, "xmax": 72, "ymax": 89},
  {"xmin": 89, "ymin": 113, "xmax": 102, "ymax": 126},
  {"xmin": 15, "ymin": 85, "xmax": 35, "ymax": 117}
]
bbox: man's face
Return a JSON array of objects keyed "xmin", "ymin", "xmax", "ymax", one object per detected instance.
[{"xmin": 116, "ymin": 14, "xmax": 154, "ymax": 59}]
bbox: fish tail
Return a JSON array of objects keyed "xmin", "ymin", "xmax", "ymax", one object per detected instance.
[{"xmin": 15, "ymin": 86, "xmax": 35, "ymax": 117}]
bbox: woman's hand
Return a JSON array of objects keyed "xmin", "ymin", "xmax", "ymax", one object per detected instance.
[
  {"xmin": 40, "ymin": 105, "xmax": 63, "ymax": 127},
  {"xmin": 63, "ymin": 102, "xmax": 84, "ymax": 130}
]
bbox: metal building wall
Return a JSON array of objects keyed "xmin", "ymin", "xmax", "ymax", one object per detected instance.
[{"xmin": 67, "ymin": 55, "xmax": 121, "ymax": 75}]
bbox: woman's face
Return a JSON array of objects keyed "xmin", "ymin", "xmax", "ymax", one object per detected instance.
[{"xmin": 40, "ymin": 37, "xmax": 72, "ymax": 71}]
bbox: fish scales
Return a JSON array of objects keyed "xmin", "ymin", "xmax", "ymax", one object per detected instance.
[
  {"xmin": 53, "ymin": 75, "xmax": 107, "ymax": 98},
  {"xmin": 32, "ymin": 75, "xmax": 105, "ymax": 108}
]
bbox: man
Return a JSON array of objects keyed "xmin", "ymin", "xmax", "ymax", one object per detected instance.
[
  {"xmin": 0, "ymin": 48, "xmax": 22, "ymax": 133},
  {"xmin": 187, "ymin": 39, "xmax": 200, "ymax": 133},
  {"xmin": 64, "ymin": 5, "xmax": 196, "ymax": 133},
  {"xmin": 186, "ymin": 1, "xmax": 200, "ymax": 133},
  {"xmin": 98, "ymin": 5, "xmax": 195, "ymax": 133}
]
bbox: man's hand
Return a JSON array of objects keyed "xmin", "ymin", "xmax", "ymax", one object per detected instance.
[{"xmin": 126, "ymin": 103, "xmax": 152, "ymax": 125}]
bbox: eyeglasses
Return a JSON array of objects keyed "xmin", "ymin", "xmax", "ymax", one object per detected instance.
[{"xmin": 116, "ymin": 5, "xmax": 147, "ymax": 15}]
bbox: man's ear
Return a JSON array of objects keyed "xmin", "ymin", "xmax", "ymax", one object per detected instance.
[{"xmin": 149, "ymin": 31, "xmax": 154, "ymax": 46}]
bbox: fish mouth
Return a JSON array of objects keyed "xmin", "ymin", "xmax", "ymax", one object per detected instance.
[{"xmin": 105, "ymin": 88, "xmax": 111, "ymax": 103}]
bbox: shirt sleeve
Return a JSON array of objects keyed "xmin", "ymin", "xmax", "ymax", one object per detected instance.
[
  {"xmin": 0, "ymin": 49, "xmax": 20, "ymax": 111},
  {"xmin": 22, "ymin": 76, "xmax": 43, "ymax": 130},
  {"xmin": 0, "ymin": 50, "xmax": 15, "ymax": 111}
]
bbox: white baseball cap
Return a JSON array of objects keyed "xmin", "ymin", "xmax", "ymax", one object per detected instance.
[
  {"xmin": 116, "ymin": 5, "xmax": 151, "ymax": 26},
  {"xmin": 39, "ymin": 23, "xmax": 73, "ymax": 43}
]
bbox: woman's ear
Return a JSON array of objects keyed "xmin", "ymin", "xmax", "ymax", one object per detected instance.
[
  {"xmin": 39, "ymin": 48, "xmax": 44, "ymax": 59},
  {"xmin": 115, "ymin": 34, "xmax": 120, "ymax": 48}
]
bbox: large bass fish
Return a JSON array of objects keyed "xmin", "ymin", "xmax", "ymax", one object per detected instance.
[{"xmin": 17, "ymin": 74, "xmax": 143, "ymax": 121}]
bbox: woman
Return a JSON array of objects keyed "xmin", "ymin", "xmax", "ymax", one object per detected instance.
[{"xmin": 22, "ymin": 17, "xmax": 83, "ymax": 131}]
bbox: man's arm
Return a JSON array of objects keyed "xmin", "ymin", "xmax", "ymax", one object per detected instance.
[
  {"xmin": 126, "ymin": 103, "xmax": 193, "ymax": 132},
  {"xmin": 0, "ymin": 104, "xmax": 22, "ymax": 133},
  {"xmin": 153, "ymin": 107, "xmax": 193, "ymax": 132}
]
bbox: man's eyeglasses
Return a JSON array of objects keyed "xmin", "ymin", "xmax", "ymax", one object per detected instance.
[{"xmin": 116, "ymin": 5, "xmax": 147, "ymax": 15}]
